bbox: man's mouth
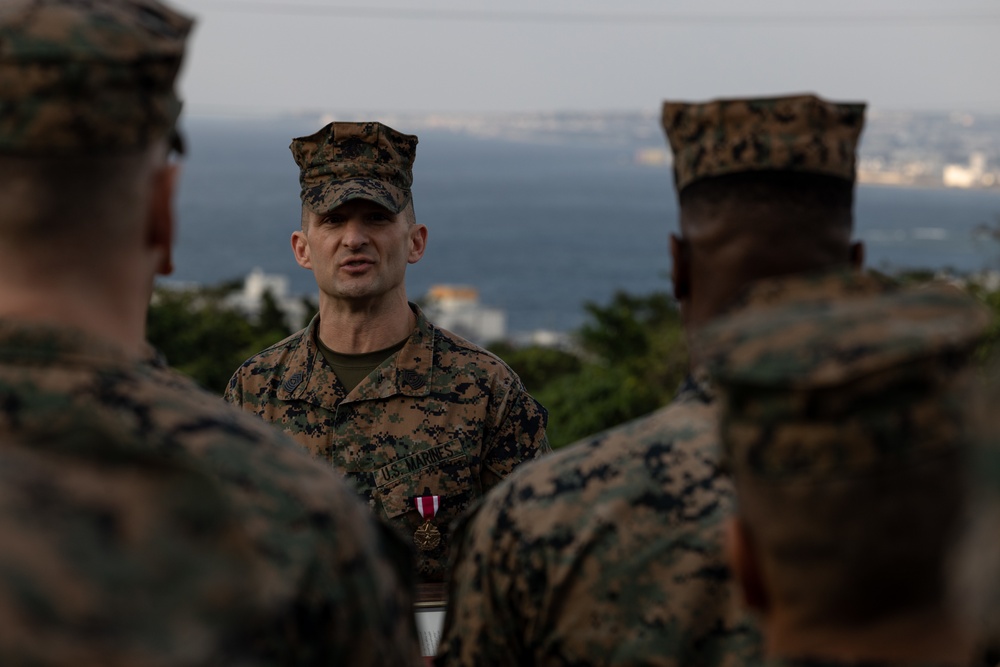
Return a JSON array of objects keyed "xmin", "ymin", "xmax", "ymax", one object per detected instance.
[{"xmin": 341, "ymin": 257, "xmax": 374, "ymax": 270}]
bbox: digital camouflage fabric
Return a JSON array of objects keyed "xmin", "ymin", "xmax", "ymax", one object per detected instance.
[
  {"xmin": 0, "ymin": 433, "xmax": 260, "ymax": 666},
  {"xmin": 702, "ymin": 270, "xmax": 986, "ymax": 663},
  {"xmin": 701, "ymin": 270, "xmax": 988, "ymax": 484},
  {"xmin": 0, "ymin": 320, "xmax": 421, "ymax": 666},
  {"xmin": 765, "ymin": 659, "xmax": 958, "ymax": 667},
  {"xmin": 435, "ymin": 273, "xmax": 914, "ymax": 667},
  {"xmin": 0, "ymin": 0, "xmax": 191, "ymax": 154},
  {"xmin": 662, "ymin": 94, "xmax": 866, "ymax": 192},
  {"xmin": 434, "ymin": 372, "xmax": 760, "ymax": 667},
  {"xmin": 225, "ymin": 305, "xmax": 550, "ymax": 583},
  {"xmin": 291, "ymin": 121, "xmax": 418, "ymax": 215}
]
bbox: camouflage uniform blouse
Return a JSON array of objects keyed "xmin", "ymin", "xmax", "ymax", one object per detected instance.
[
  {"xmin": 225, "ymin": 304, "xmax": 550, "ymax": 582},
  {"xmin": 435, "ymin": 374, "xmax": 760, "ymax": 667},
  {"xmin": 0, "ymin": 320, "xmax": 420, "ymax": 666}
]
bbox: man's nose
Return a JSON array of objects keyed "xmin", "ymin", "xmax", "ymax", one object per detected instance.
[{"xmin": 341, "ymin": 219, "xmax": 369, "ymax": 249}]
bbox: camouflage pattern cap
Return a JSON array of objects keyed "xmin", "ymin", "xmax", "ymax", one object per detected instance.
[
  {"xmin": 662, "ymin": 93, "xmax": 866, "ymax": 192},
  {"xmin": 291, "ymin": 121, "xmax": 418, "ymax": 215},
  {"xmin": 0, "ymin": 0, "xmax": 193, "ymax": 155},
  {"xmin": 701, "ymin": 271, "xmax": 988, "ymax": 483}
]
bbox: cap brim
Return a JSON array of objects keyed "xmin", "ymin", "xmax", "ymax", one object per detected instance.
[{"xmin": 300, "ymin": 178, "xmax": 410, "ymax": 215}]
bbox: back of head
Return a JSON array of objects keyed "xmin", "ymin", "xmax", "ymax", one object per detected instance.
[
  {"xmin": 703, "ymin": 273, "xmax": 988, "ymax": 636},
  {"xmin": 0, "ymin": 0, "xmax": 191, "ymax": 246},
  {"xmin": 661, "ymin": 94, "xmax": 866, "ymax": 327}
]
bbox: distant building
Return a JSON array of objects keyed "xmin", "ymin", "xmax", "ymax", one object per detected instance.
[
  {"xmin": 633, "ymin": 148, "xmax": 669, "ymax": 166},
  {"xmin": 944, "ymin": 152, "xmax": 991, "ymax": 188},
  {"xmin": 224, "ymin": 268, "xmax": 307, "ymax": 330},
  {"xmin": 421, "ymin": 285, "xmax": 506, "ymax": 345}
]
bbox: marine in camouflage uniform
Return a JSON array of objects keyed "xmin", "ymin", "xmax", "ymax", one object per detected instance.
[
  {"xmin": 436, "ymin": 95, "xmax": 867, "ymax": 666},
  {"xmin": 0, "ymin": 2, "xmax": 419, "ymax": 664},
  {"xmin": 225, "ymin": 121, "xmax": 550, "ymax": 583},
  {"xmin": 703, "ymin": 271, "xmax": 987, "ymax": 667}
]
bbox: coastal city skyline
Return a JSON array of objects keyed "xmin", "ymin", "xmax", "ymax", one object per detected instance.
[
  {"xmin": 205, "ymin": 107, "xmax": 1000, "ymax": 190},
  {"xmin": 171, "ymin": 0, "xmax": 999, "ymax": 118}
]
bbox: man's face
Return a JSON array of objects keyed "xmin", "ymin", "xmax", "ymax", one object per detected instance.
[{"xmin": 291, "ymin": 198, "xmax": 426, "ymax": 306}]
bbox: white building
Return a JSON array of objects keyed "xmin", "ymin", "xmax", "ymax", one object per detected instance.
[
  {"xmin": 943, "ymin": 152, "xmax": 989, "ymax": 188},
  {"xmin": 224, "ymin": 268, "xmax": 307, "ymax": 330},
  {"xmin": 421, "ymin": 285, "xmax": 506, "ymax": 345}
]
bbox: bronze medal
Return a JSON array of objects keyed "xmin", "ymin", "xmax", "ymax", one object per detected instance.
[{"xmin": 414, "ymin": 521, "xmax": 441, "ymax": 551}]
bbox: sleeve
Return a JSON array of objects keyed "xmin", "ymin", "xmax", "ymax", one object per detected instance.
[
  {"xmin": 435, "ymin": 488, "xmax": 532, "ymax": 667},
  {"xmin": 481, "ymin": 384, "xmax": 551, "ymax": 491},
  {"xmin": 222, "ymin": 368, "xmax": 244, "ymax": 407}
]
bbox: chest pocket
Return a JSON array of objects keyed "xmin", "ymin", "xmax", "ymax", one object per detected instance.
[{"xmin": 376, "ymin": 440, "xmax": 481, "ymax": 523}]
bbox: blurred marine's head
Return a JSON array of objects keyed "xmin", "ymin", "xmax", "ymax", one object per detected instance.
[
  {"xmin": 0, "ymin": 0, "xmax": 192, "ymax": 271},
  {"xmin": 661, "ymin": 94, "xmax": 867, "ymax": 330},
  {"xmin": 703, "ymin": 271, "xmax": 988, "ymax": 660}
]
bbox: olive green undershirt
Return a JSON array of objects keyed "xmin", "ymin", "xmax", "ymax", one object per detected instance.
[{"xmin": 315, "ymin": 332, "xmax": 407, "ymax": 394}]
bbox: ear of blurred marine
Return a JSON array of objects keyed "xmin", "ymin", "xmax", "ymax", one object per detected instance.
[
  {"xmin": 0, "ymin": 1, "xmax": 420, "ymax": 665},
  {"xmin": 435, "ymin": 93, "xmax": 870, "ymax": 667}
]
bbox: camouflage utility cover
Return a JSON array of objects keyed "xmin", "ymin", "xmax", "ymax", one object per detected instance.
[
  {"xmin": 435, "ymin": 375, "xmax": 762, "ymax": 667},
  {"xmin": 0, "ymin": 319, "xmax": 420, "ymax": 666},
  {"xmin": 292, "ymin": 121, "xmax": 418, "ymax": 215},
  {"xmin": 225, "ymin": 305, "xmax": 550, "ymax": 583},
  {"xmin": 701, "ymin": 270, "xmax": 989, "ymax": 481},
  {"xmin": 662, "ymin": 93, "xmax": 866, "ymax": 192},
  {"xmin": 0, "ymin": 0, "xmax": 191, "ymax": 154}
]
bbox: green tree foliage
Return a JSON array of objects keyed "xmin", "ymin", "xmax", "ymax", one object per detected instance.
[
  {"xmin": 487, "ymin": 342, "xmax": 582, "ymax": 394},
  {"xmin": 492, "ymin": 291, "xmax": 688, "ymax": 449},
  {"xmin": 578, "ymin": 291, "xmax": 679, "ymax": 364},
  {"xmin": 147, "ymin": 285, "xmax": 293, "ymax": 394}
]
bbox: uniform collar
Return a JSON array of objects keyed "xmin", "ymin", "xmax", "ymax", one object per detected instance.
[
  {"xmin": 354, "ymin": 303, "xmax": 435, "ymax": 401},
  {"xmin": 282, "ymin": 303, "xmax": 435, "ymax": 406}
]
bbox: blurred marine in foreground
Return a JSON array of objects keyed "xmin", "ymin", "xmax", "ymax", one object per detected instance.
[
  {"xmin": 0, "ymin": 1, "xmax": 419, "ymax": 664},
  {"xmin": 704, "ymin": 273, "xmax": 988, "ymax": 666},
  {"xmin": 437, "ymin": 94, "xmax": 866, "ymax": 666}
]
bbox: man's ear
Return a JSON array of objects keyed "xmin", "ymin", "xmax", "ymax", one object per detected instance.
[
  {"xmin": 408, "ymin": 224, "xmax": 428, "ymax": 264},
  {"xmin": 148, "ymin": 163, "xmax": 178, "ymax": 276},
  {"xmin": 726, "ymin": 516, "xmax": 770, "ymax": 615},
  {"xmin": 670, "ymin": 234, "xmax": 690, "ymax": 301},
  {"xmin": 849, "ymin": 241, "xmax": 865, "ymax": 269},
  {"xmin": 291, "ymin": 230, "xmax": 312, "ymax": 270}
]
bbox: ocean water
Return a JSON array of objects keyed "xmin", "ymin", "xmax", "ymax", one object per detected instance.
[{"xmin": 172, "ymin": 116, "xmax": 1000, "ymax": 334}]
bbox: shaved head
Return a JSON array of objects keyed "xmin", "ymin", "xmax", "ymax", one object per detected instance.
[
  {"xmin": 674, "ymin": 171, "xmax": 858, "ymax": 330},
  {"xmin": 0, "ymin": 144, "xmax": 168, "ymax": 251}
]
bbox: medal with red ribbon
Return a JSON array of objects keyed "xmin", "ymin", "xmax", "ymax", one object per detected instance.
[{"xmin": 413, "ymin": 495, "xmax": 441, "ymax": 552}]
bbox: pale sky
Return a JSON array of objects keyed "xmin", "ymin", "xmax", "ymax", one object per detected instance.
[{"xmin": 170, "ymin": 0, "xmax": 1000, "ymax": 117}]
